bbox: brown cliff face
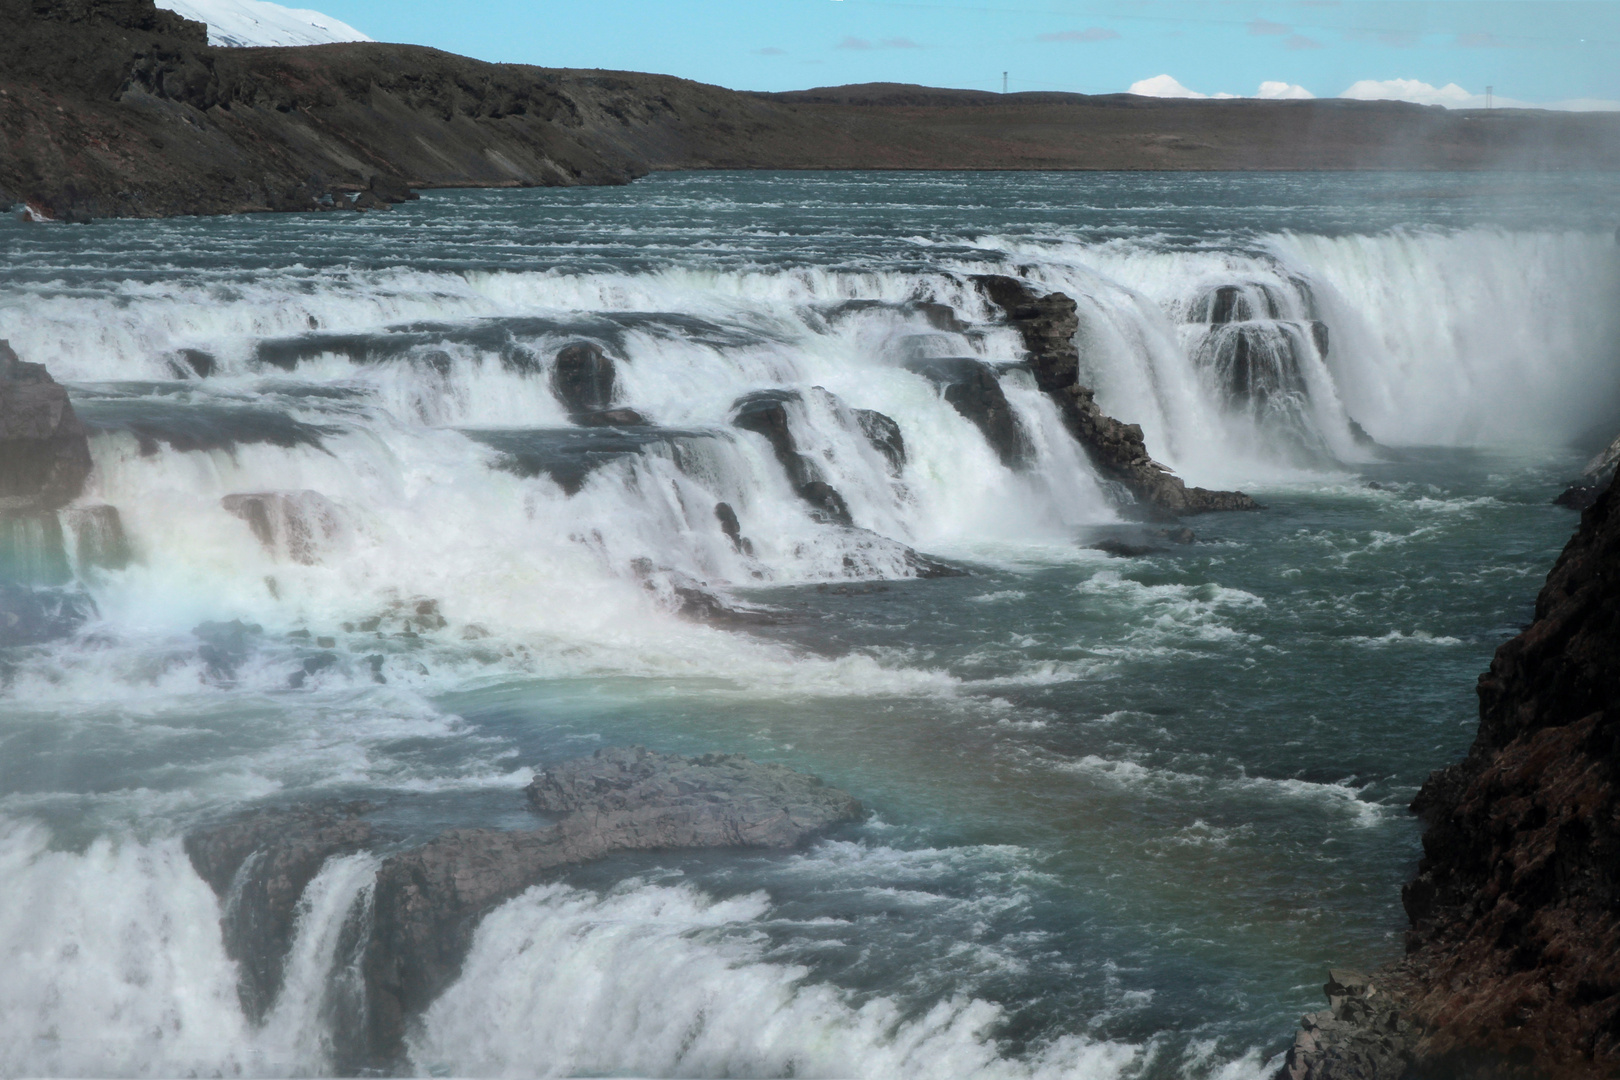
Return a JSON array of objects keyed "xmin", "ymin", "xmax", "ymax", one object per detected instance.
[
  {"xmin": 5, "ymin": 2, "xmax": 1620, "ymax": 220},
  {"xmin": 1395, "ymin": 480, "xmax": 1620, "ymax": 1077}
]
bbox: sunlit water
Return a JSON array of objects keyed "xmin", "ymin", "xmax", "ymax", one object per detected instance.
[{"xmin": 2, "ymin": 171, "xmax": 1618, "ymax": 1079}]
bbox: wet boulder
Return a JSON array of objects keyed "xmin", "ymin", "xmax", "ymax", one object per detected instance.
[
  {"xmin": 974, "ymin": 283, "xmax": 1259, "ymax": 516},
  {"xmin": 361, "ymin": 747, "xmax": 860, "ymax": 1064},
  {"xmin": 0, "ymin": 340, "xmax": 93, "ymax": 514},
  {"xmin": 184, "ymin": 804, "xmax": 376, "ymax": 1021},
  {"xmin": 855, "ymin": 408, "xmax": 906, "ymax": 475},
  {"xmin": 904, "ymin": 357, "xmax": 1030, "ymax": 469},
  {"xmin": 731, "ymin": 389, "xmax": 855, "ymax": 526},
  {"xmin": 222, "ymin": 491, "xmax": 344, "ymax": 565},
  {"xmin": 971, "ymin": 275, "xmax": 1080, "ymax": 391},
  {"xmin": 1195, "ymin": 324, "xmax": 1309, "ymax": 408},
  {"xmin": 713, "ymin": 501, "xmax": 754, "ymax": 555},
  {"xmin": 550, "ymin": 341, "xmax": 618, "ymax": 416}
]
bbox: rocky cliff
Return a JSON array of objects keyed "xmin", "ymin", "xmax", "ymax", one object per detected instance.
[
  {"xmin": 974, "ymin": 275, "xmax": 1260, "ymax": 517},
  {"xmin": 6, "ymin": 1, "xmax": 1620, "ymax": 220},
  {"xmin": 1284, "ymin": 475, "xmax": 1620, "ymax": 1079}
]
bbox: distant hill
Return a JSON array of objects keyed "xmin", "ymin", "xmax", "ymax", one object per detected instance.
[{"xmin": 3, "ymin": 0, "xmax": 1619, "ymax": 220}]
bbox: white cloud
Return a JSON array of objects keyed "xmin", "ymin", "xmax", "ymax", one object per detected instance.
[
  {"xmin": 1257, "ymin": 81, "xmax": 1315, "ymax": 99},
  {"xmin": 1128, "ymin": 74, "xmax": 1206, "ymax": 98},
  {"xmin": 1340, "ymin": 78, "xmax": 1478, "ymax": 107},
  {"xmin": 1338, "ymin": 78, "xmax": 1620, "ymax": 111},
  {"xmin": 1130, "ymin": 76, "xmax": 1317, "ymax": 101}
]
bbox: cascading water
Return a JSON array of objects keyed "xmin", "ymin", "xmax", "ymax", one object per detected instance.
[{"xmin": 2, "ymin": 171, "xmax": 1617, "ymax": 1079}]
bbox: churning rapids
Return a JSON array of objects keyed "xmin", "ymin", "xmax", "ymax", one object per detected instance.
[{"xmin": 2, "ymin": 171, "xmax": 1619, "ymax": 1079}]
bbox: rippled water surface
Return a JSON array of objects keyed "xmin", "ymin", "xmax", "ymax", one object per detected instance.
[{"xmin": 2, "ymin": 171, "xmax": 1618, "ymax": 1078}]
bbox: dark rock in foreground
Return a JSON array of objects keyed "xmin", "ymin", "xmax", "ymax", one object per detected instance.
[
  {"xmin": 731, "ymin": 389, "xmax": 854, "ymax": 526},
  {"xmin": 971, "ymin": 278, "xmax": 1260, "ymax": 517},
  {"xmin": 903, "ymin": 356, "xmax": 1030, "ymax": 469},
  {"xmin": 186, "ymin": 747, "xmax": 860, "ymax": 1067},
  {"xmin": 854, "ymin": 408, "xmax": 906, "ymax": 475},
  {"xmin": 1282, "ymin": 480, "xmax": 1620, "ymax": 1079},
  {"xmin": 0, "ymin": 341, "xmax": 93, "ymax": 515},
  {"xmin": 183, "ymin": 803, "xmax": 375, "ymax": 1020},
  {"xmin": 550, "ymin": 341, "xmax": 619, "ymax": 418},
  {"xmin": 1281, "ymin": 970, "xmax": 1416, "ymax": 1080}
]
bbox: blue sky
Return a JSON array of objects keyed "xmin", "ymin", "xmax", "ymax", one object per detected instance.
[{"xmin": 309, "ymin": 1, "xmax": 1619, "ymax": 106}]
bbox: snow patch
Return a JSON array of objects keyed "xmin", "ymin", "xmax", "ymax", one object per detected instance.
[{"xmin": 156, "ymin": 0, "xmax": 371, "ymax": 48}]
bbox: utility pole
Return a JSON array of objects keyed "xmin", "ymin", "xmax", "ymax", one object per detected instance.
[
  {"xmin": 1002, "ymin": 71, "xmax": 1008, "ymax": 94},
  {"xmin": 1486, "ymin": 86, "xmax": 1493, "ymax": 110}
]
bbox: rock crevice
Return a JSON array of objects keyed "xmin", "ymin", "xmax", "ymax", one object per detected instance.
[{"xmin": 971, "ymin": 276, "xmax": 1260, "ymax": 516}]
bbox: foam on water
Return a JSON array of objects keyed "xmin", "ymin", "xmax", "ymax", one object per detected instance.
[
  {"xmin": 416, "ymin": 878, "xmax": 1143, "ymax": 1080},
  {"xmin": 3, "ymin": 175, "xmax": 1616, "ymax": 1079}
]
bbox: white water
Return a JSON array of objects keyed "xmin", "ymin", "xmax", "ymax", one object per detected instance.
[{"xmin": 1, "ymin": 209, "xmax": 1615, "ymax": 1078}]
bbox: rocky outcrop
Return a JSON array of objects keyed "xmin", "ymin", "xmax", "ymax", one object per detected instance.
[
  {"xmin": 0, "ymin": 341, "xmax": 92, "ymax": 515},
  {"xmin": 222, "ymin": 490, "xmax": 344, "ymax": 564},
  {"xmin": 1555, "ymin": 431, "xmax": 1620, "ymax": 510},
  {"xmin": 186, "ymin": 747, "xmax": 861, "ymax": 1066},
  {"xmin": 550, "ymin": 341, "xmax": 619, "ymax": 418},
  {"xmin": 903, "ymin": 357, "xmax": 1029, "ymax": 469},
  {"xmin": 855, "ymin": 408, "xmax": 905, "ymax": 475},
  {"xmin": 183, "ymin": 803, "xmax": 375, "ymax": 1020},
  {"xmin": 731, "ymin": 389, "xmax": 854, "ymax": 526},
  {"xmin": 0, "ymin": 342, "xmax": 98, "ymax": 641},
  {"xmin": 972, "ymin": 278, "xmax": 1259, "ymax": 516},
  {"xmin": 1284, "ymin": 480, "xmax": 1620, "ymax": 1079},
  {"xmin": 1281, "ymin": 970, "xmax": 1417, "ymax": 1080}
]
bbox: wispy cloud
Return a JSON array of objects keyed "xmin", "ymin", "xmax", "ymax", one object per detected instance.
[
  {"xmin": 754, "ymin": 46, "xmax": 786, "ymax": 56},
  {"xmin": 836, "ymin": 35, "xmax": 920, "ymax": 50},
  {"xmin": 1285, "ymin": 34, "xmax": 1324, "ymax": 49},
  {"xmin": 1454, "ymin": 31, "xmax": 1503, "ymax": 47},
  {"xmin": 1249, "ymin": 18, "xmax": 1291, "ymax": 36},
  {"xmin": 1038, "ymin": 27, "xmax": 1120, "ymax": 43}
]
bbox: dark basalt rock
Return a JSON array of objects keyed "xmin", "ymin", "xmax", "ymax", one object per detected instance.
[
  {"xmin": 1195, "ymin": 323, "xmax": 1310, "ymax": 409},
  {"xmin": 854, "ymin": 408, "xmax": 905, "ymax": 475},
  {"xmin": 1289, "ymin": 480, "xmax": 1620, "ymax": 1079},
  {"xmin": 64, "ymin": 504, "xmax": 131, "ymax": 571},
  {"xmin": 574, "ymin": 406, "xmax": 648, "ymax": 427},
  {"xmin": 183, "ymin": 803, "xmax": 375, "ymax": 1021},
  {"xmin": 550, "ymin": 341, "xmax": 618, "ymax": 417},
  {"xmin": 186, "ymin": 750, "xmax": 859, "ymax": 1066},
  {"xmin": 731, "ymin": 389, "xmax": 855, "ymax": 527},
  {"xmin": 1089, "ymin": 538, "xmax": 1162, "ymax": 558},
  {"xmin": 0, "ymin": 341, "xmax": 93, "ymax": 514},
  {"xmin": 903, "ymin": 357, "xmax": 1029, "ymax": 469},
  {"xmin": 1280, "ymin": 970, "xmax": 1417, "ymax": 1080},
  {"xmin": 467, "ymin": 426, "xmax": 714, "ymax": 496},
  {"xmin": 972, "ymin": 279, "xmax": 1260, "ymax": 516},
  {"xmin": 362, "ymin": 747, "xmax": 859, "ymax": 1064},
  {"xmin": 713, "ymin": 500, "xmax": 754, "ymax": 555},
  {"xmin": 221, "ymin": 491, "xmax": 343, "ymax": 565}
]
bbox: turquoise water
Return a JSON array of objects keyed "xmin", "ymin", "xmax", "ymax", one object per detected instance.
[{"xmin": 1, "ymin": 172, "xmax": 1617, "ymax": 1078}]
